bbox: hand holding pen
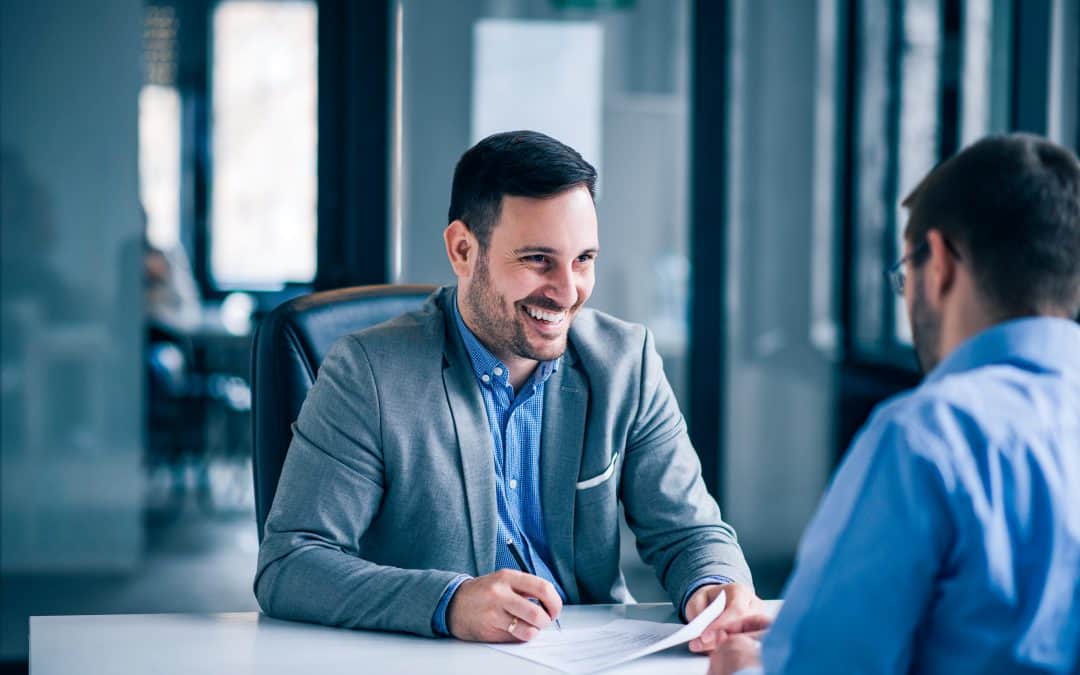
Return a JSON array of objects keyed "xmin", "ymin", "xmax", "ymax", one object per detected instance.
[
  {"xmin": 506, "ymin": 539, "xmax": 562, "ymax": 631},
  {"xmin": 445, "ymin": 553, "xmax": 563, "ymax": 642}
]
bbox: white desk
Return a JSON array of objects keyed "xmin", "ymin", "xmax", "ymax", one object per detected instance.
[{"xmin": 31, "ymin": 601, "xmax": 782, "ymax": 674}]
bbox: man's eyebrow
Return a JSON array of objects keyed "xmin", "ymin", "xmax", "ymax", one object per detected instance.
[
  {"xmin": 511, "ymin": 246, "xmax": 600, "ymax": 256},
  {"xmin": 512, "ymin": 246, "xmax": 558, "ymax": 255}
]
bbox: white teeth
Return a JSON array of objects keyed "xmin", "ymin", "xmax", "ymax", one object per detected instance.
[{"xmin": 525, "ymin": 305, "xmax": 567, "ymax": 324}]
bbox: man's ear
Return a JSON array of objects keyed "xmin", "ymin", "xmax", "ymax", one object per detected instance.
[
  {"xmin": 444, "ymin": 220, "xmax": 477, "ymax": 278},
  {"xmin": 924, "ymin": 229, "xmax": 957, "ymax": 304}
]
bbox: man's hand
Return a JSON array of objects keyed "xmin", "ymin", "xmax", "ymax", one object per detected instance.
[
  {"xmin": 707, "ymin": 632, "xmax": 765, "ymax": 675},
  {"xmin": 446, "ymin": 569, "xmax": 563, "ymax": 643},
  {"xmin": 686, "ymin": 583, "xmax": 769, "ymax": 653}
]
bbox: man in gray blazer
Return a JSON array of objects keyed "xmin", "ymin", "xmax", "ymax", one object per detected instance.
[{"xmin": 255, "ymin": 130, "xmax": 760, "ymax": 644}]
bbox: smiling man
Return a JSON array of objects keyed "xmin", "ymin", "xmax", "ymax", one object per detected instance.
[{"xmin": 255, "ymin": 130, "xmax": 760, "ymax": 644}]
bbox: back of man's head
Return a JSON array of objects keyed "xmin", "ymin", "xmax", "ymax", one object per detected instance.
[
  {"xmin": 903, "ymin": 133, "xmax": 1080, "ymax": 320},
  {"xmin": 448, "ymin": 130, "xmax": 597, "ymax": 249}
]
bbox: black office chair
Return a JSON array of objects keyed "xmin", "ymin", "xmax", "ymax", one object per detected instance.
[{"xmin": 250, "ymin": 284, "xmax": 437, "ymax": 541}]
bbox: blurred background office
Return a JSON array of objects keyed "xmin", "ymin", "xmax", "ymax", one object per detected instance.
[{"xmin": 1, "ymin": 0, "xmax": 1077, "ymax": 670}]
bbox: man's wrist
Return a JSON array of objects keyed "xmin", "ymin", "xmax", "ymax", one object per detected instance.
[
  {"xmin": 432, "ymin": 574, "xmax": 472, "ymax": 637},
  {"xmin": 681, "ymin": 576, "xmax": 734, "ymax": 622}
]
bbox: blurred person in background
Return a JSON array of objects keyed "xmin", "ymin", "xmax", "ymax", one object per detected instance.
[{"xmin": 143, "ymin": 233, "xmax": 201, "ymax": 336}]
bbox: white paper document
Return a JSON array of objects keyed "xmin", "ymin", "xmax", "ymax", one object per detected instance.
[{"xmin": 487, "ymin": 591, "xmax": 727, "ymax": 673}]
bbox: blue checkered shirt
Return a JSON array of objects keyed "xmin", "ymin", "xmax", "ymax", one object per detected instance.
[{"xmin": 431, "ymin": 298, "xmax": 567, "ymax": 635}]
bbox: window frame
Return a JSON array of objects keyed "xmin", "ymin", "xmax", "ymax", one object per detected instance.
[{"xmin": 168, "ymin": 0, "xmax": 392, "ymax": 309}]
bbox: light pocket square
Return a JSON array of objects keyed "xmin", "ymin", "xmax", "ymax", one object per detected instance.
[{"xmin": 576, "ymin": 452, "xmax": 619, "ymax": 490}]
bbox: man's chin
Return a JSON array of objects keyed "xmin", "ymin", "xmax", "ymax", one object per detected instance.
[{"xmin": 520, "ymin": 335, "xmax": 568, "ymax": 363}]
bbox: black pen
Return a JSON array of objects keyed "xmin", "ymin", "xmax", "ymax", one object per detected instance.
[{"xmin": 506, "ymin": 538, "xmax": 562, "ymax": 631}]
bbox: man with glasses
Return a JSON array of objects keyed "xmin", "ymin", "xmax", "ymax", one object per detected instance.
[{"xmin": 707, "ymin": 133, "xmax": 1080, "ymax": 674}]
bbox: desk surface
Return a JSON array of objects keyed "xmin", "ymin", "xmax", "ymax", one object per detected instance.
[{"xmin": 31, "ymin": 601, "xmax": 782, "ymax": 674}]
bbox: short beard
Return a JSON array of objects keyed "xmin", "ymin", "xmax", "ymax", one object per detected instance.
[
  {"xmin": 909, "ymin": 275, "xmax": 942, "ymax": 373},
  {"xmin": 464, "ymin": 250, "xmax": 564, "ymax": 363}
]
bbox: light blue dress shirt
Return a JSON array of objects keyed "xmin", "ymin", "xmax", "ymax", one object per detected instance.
[{"xmin": 751, "ymin": 318, "xmax": 1080, "ymax": 674}]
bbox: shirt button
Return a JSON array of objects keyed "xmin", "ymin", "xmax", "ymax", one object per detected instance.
[
  {"xmin": 494, "ymin": 367, "xmax": 503, "ymax": 376},
  {"xmin": 481, "ymin": 374, "xmax": 490, "ymax": 383},
  {"xmin": 509, "ymin": 479, "xmax": 518, "ymax": 489}
]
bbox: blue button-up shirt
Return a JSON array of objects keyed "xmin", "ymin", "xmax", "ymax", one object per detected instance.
[{"xmin": 752, "ymin": 318, "xmax": 1080, "ymax": 673}]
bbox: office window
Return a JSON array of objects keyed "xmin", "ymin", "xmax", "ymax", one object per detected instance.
[
  {"xmin": 850, "ymin": 0, "xmax": 1011, "ymax": 364},
  {"xmin": 891, "ymin": 0, "xmax": 942, "ymax": 345},
  {"xmin": 140, "ymin": 85, "xmax": 182, "ymax": 248},
  {"xmin": 210, "ymin": 0, "xmax": 317, "ymax": 289},
  {"xmin": 140, "ymin": 5, "xmax": 181, "ymax": 248}
]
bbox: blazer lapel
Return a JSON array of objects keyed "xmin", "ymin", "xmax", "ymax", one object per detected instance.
[
  {"xmin": 540, "ymin": 349, "xmax": 587, "ymax": 603},
  {"xmin": 441, "ymin": 305, "xmax": 498, "ymax": 576}
]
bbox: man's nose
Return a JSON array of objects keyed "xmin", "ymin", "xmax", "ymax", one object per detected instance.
[{"xmin": 545, "ymin": 264, "xmax": 578, "ymax": 308}]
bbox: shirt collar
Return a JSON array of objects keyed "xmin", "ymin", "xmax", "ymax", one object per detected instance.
[
  {"xmin": 925, "ymin": 317, "xmax": 1080, "ymax": 384},
  {"xmin": 450, "ymin": 287, "xmax": 560, "ymax": 388}
]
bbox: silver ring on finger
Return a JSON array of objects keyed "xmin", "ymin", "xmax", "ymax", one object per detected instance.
[{"xmin": 507, "ymin": 617, "xmax": 519, "ymax": 634}]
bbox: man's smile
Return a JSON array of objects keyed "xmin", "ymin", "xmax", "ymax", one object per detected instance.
[{"xmin": 522, "ymin": 303, "xmax": 568, "ymax": 326}]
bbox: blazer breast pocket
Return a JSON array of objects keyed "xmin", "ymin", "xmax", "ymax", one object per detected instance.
[{"xmin": 576, "ymin": 452, "xmax": 619, "ymax": 490}]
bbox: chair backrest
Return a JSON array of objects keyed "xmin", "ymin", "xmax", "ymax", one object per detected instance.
[{"xmin": 250, "ymin": 284, "xmax": 437, "ymax": 540}]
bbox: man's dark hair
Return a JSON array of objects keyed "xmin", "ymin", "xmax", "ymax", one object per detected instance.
[
  {"xmin": 448, "ymin": 130, "xmax": 598, "ymax": 248},
  {"xmin": 903, "ymin": 133, "xmax": 1080, "ymax": 319}
]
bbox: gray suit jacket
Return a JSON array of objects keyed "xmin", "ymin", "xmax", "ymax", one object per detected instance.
[{"xmin": 255, "ymin": 287, "xmax": 751, "ymax": 637}]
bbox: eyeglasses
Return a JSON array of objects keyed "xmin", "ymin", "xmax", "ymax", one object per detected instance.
[{"xmin": 885, "ymin": 238, "xmax": 961, "ymax": 297}]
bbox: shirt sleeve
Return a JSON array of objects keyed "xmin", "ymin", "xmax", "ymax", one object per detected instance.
[
  {"xmin": 431, "ymin": 574, "xmax": 471, "ymax": 637},
  {"xmin": 760, "ymin": 415, "xmax": 956, "ymax": 674}
]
